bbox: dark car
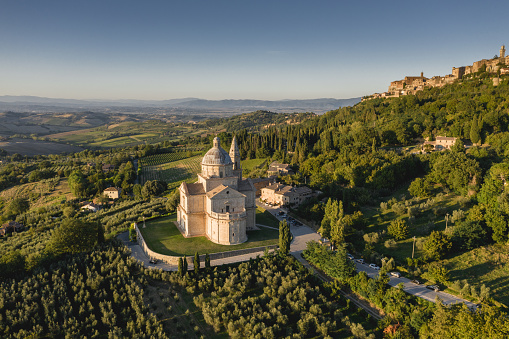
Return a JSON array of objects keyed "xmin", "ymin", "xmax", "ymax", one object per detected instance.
[
  {"xmin": 426, "ymin": 284, "xmax": 440, "ymax": 291},
  {"xmin": 411, "ymin": 279, "xmax": 420, "ymax": 285}
]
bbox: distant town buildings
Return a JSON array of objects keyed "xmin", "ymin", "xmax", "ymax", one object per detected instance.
[{"xmin": 365, "ymin": 45, "xmax": 509, "ymax": 101}]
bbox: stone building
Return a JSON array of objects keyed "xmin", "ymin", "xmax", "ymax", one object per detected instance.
[
  {"xmin": 261, "ymin": 183, "xmax": 313, "ymax": 206},
  {"xmin": 176, "ymin": 137, "xmax": 256, "ymax": 245},
  {"xmin": 267, "ymin": 161, "xmax": 294, "ymax": 176},
  {"xmin": 103, "ymin": 187, "xmax": 121, "ymax": 199},
  {"xmin": 423, "ymin": 136, "xmax": 460, "ymax": 151}
]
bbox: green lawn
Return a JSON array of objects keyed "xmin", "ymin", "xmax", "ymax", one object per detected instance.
[
  {"xmin": 443, "ymin": 244, "xmax": 509, "ymax": 306},
  {"xmin": 255, "ymin": 206, "xmax": 280, "ymax": 228},
  {"xmin": 241, "ymin": 158, "xmax": 267, "ymax": 171},
  {"xmin": 139, "ymin": 214, "xmax": 279, "ymax": 256}
]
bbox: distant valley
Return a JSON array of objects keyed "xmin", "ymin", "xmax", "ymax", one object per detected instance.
[{"xmin": 0, "ymin": 95, "xmax": 361, "ymax": 115}]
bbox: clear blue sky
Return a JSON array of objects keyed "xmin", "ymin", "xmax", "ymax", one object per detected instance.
[{"xmin": 1, "ymin": 0, "xmax": 508, "ymax": 100}]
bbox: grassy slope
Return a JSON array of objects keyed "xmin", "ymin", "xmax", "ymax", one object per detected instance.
[
  {"xmin": 241, "ymin": 158, "xmax": 266, "ymax": 172},
  {"xmin": 0, "ymin": 178, "xmax": 73, "ymax": 209},
  {"xmin": 139, "ymin": 214, "xmax": 278, "ymax": 256},
  {"xmin": 255, "ymin": 206, "xmax": 280, "ymax": 228},
  {"xmin": 443, "ymin": 245, "xmax": 509, "ymax": 306}
]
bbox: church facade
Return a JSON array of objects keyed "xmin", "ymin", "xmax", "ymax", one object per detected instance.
[{"xmin": 176, "ymin": 137, "xmax": 256, "ymax": 245}]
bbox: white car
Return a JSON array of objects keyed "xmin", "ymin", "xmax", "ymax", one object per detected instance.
[
  {"xmin": 355, "ymin": 258, "xmax": 364, "ymax": 264},
  {"xmin": 390, "ymin": 271, "xmax": 401, "ymax": 278},
  {"xmin": 347, "ymin": 254, "xmax": 354, "ymax": 260},
  {"xmin": 369, "ymin": 263, "xmax": 380, "ymax": 270}
]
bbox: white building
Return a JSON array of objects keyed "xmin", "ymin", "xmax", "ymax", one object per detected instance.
[
  {"xmin": 176, "ymin": 137, "xmax": 256, "ymax": 245},
  {"xmin": 103, "ymin": 187, "xmax": 121, "ymax": 199}
]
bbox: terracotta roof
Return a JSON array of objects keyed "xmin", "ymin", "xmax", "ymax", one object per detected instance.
[
  {"xmin": 238, "ymin": 178, "xmax": 254, "ymax": 192},
  {"xmin": 104, "ymin": 187, "xmax": 120, "ymax": 192},
  {"xmin": 206, "ymin": 185, "xmax": 245, "ymax": 199},
  {"xmin": 436, "ymin": 136, "xmax": 456, "ymax": 141},
  {"xmin": 187, "ymin": 183, "xmax": 205, "ymax": 195}
]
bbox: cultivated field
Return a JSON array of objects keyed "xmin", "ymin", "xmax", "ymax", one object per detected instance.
[
  {"xmin": 140, "ymin": 155, "xmax": 203, "ymax": 190},
  {"xmin": 0, "ymin": 138, "xmax": 84, "ymax": 156},
  {"xmin": 47, "ymin": 120, "xmax": 211, "ymax": 148}
]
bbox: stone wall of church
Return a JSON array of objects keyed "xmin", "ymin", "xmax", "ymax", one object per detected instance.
[
  {"xmin": 208, "ymin": 196, "xmax": 244, "ymax": 215},
  {"xmin": 206, "ymin": 216, "xmax": 247, "ymax": 245},
  {"xmin": 186, "ymin": 212, "xmax": 206, "ymax": 237},
  {"xmin": 246, "ymin": 207, "xmax": 256, "ymax": 230},
  {"xmin": 244, "ymin": 189, "xmax": 256, "ymax": 209}
]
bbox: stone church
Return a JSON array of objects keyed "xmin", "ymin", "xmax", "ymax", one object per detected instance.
[{"xmin": 176, "ymin": 137, "xmax": 256, "ymax": 245}]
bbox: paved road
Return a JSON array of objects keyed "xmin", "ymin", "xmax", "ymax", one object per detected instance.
[
  {"xmin": 258, "ymin": 202, "xmax": 476, "ymax": 309},
  {"xmin": 256, "ymin": 202, "xmax": 321, "ymax": 264},
  {"xmin": 354, "ymin": 261, "xmax": 476, "ymax": 308}
]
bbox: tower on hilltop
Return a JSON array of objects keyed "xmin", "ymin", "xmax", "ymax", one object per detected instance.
[{"xmin": 501, "ymin": 45, "xmax": 506, "ymax": 58}]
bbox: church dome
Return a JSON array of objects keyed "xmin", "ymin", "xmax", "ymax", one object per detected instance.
[{"xmin": 202, "ymin": 137, "xmax": 232, "ymax": 166}]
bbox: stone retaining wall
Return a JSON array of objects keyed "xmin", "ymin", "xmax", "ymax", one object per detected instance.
[{"xmin": 135, "ymin": 223, "xmax": 278, "ymax": 265}]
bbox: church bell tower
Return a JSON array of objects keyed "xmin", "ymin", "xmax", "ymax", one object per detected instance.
[
  {"xmin": 501, "ymin": 45, "xmax": 506, "ymax": 59},
  {"xmin": 229, "ymin": 136, "xmax": 242, "ymax": 180}
]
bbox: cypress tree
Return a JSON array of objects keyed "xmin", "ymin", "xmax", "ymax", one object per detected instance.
[
  {"xmin": 279, "ymin": 219, "xmax": 291, "ymax": 256},
  {"xmin": 182, "ymin": 255, "xmax": 188, "ymax": 273},
  {"xmin": 194, "ymin": 252, "xmax": 200, "ymax": 274},
  {"xmin": 205, "ymin": 253, "xmax": 211, "ymax": 269},
  {"xmin": 178, "ymin": 257, "xmax": 183, "ymax": 276},
  {"xmin": 470, "ymin": 115, "xmax": 481, "ymax": 144}
]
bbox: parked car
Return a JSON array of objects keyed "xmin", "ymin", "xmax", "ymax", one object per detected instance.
[
  {"xmin": 411, "ymin": 279, "xmax": 421, "ymax": 285},
  {"xmin": 426, "ymin": 284, "xmax": 440, "ymax": 291},
  {"xmin": 390, "ymin": 271, "xmax": 401, "ymax": 278},
  {"xmin": 347, "ymin": 254, "xmax": 354, "ymax": 260},
  {"xmin": 369, "ymin": 263, "xmax": 380, "ymax": 270},
  {"xmin": 149, "ymin": 259, "xmax": 158, "ymax": 264},
  {"xmin": 355, "ymin": 258, "xmax": 364, "ymax": 264}
]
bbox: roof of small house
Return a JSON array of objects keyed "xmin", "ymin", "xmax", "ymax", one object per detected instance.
[{"xmin": 104, "ymin": 187, "xmax": 121, "ymax": 192}]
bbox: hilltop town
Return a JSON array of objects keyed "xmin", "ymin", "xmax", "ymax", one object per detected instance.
[{"xmin": 365, "ymin": 45, "xmax": 509, "ymax": 100}]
